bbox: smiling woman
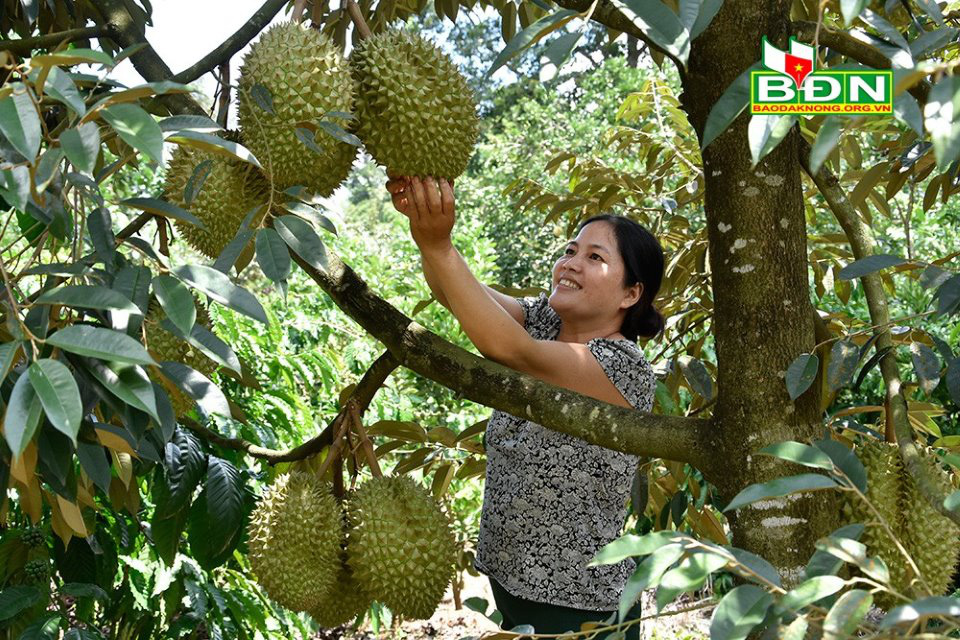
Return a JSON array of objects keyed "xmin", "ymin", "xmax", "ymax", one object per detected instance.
[{"xmin": 385, "ymin": 174, "xmax": 666, "ymax": 638}]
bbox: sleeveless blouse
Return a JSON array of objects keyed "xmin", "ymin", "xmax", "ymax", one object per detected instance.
[{"xmin": 473, "ymin": 293, "xmax": 657, "ymax": 611}]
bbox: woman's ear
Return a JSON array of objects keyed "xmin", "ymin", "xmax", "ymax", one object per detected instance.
[{"xmin": 621, "ymin": 283, "xmax": 642, "ymax": 309}]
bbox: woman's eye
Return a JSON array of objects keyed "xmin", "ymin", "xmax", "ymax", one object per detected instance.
[
  {"xmin": 591, "ymin": 253, "xmax": 603, "ymax": 261},
  {"xmin": 563, "ymin": 248, "xmax": 575, "ymax": 255}
]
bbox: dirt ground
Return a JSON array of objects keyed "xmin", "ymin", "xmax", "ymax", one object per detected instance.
[{"xmin": 329, "ymin": 572, "xmax": 713, "ymax": 640}]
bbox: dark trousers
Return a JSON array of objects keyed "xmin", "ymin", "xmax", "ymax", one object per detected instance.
[{"xmin": 488, "ymin": 576, "xmax": 643, "ymax": 639}]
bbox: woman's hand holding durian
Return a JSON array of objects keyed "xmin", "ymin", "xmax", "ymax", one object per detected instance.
[{"xmin": 386, "ymin": 174, "xmax": 455, "ymax": 253}]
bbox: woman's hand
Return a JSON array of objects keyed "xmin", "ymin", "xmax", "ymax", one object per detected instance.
[{"xmin": 386, "ymin": 173, "xmax": 455, "ymax": 253}]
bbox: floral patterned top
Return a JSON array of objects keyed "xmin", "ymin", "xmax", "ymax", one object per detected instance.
[{"xmin": 473, "ymin": 293, "xmax": 657, "ymax": 611}]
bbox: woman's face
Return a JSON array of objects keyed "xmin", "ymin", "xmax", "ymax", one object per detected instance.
[{"xmin": 549, "ymin": 221, "xmax": 641, "ymax": 322}]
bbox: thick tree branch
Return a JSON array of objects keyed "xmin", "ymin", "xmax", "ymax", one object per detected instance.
[
  {"xmin": 91, "ymin": 0, "xmax": 207, "ymax": 116},
  {"xmin": 185, "ymin": 350, "xmax": 401, "ymax": 463},
  {"xmin": 170, "ymin": 0, "xmax": 288, "ymax": 84},
  {"xmin": 799, "ymin": 138, "xmax": 960, "ymax": 528},
  {"xmin": 286, "ymin": 245, "xmax": 717, "ymax": 472},
  {"xmin": 0, "ymin": 27, "xmax": 108, "ymax": 56},
  {"xmin": 790, "ymin": 20, "xmax": 929, "ymax": 105}
]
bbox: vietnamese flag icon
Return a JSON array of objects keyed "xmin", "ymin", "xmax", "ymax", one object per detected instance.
[{"xmin": 762, "ymin": 37, "xmax": 816, "ymax": 89}]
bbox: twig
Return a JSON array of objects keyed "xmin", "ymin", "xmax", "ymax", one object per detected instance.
[
  {"xmin": 293, "ymin": 0, "xmax": 309, "ymax": 23},
  {"xmin": 345, "ymin": 0, "xmax": 373, "ymax": 39},
  {"xmin": 215, "ymin": 61, "xmax": 231, "ymax": 128},
  {"xmin": 0, "ymin": 26, "xmax": 107, "ymax": 56},
  {"xmin": 315, "ymin": 408, "xmax": 353, "ymax": 478},
  {"xmin": 350, "ymin": 402, "xmax": 383, "ymax": 477}
]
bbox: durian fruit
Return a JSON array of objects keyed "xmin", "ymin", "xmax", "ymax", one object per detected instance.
[
  {"xmin": 842, "ymin": 438, "xmax": 960, "ymax": 609},
  {"xmin": 309, "ymin": 553, "xmax": 372, "ymax": 628},
  {"xmin": 143, "ymin": 300, "xmax": 218, "ymax": 417},
  {"xmin": 237, "ymin": 21, "xmax": 357, "ymax": 195},
  {"xmin": 351, "ymin": 30, "xmax": 479, "ymax": 180},
  {"xmin": 346, "ymin": 475, "xmax": 457, "ymax": 620},
  {"xmin": 248, "ymin": 472, "xmax": 344, "ymax": 612},
  {"xmin": 162, "ymin": 143, "xmax": 269, "ymax": 259}
]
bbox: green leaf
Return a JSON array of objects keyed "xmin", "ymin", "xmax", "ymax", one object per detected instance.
[
  {"xmin": 813, "ymin": 439, "xmax": 866, "ymax": 492},
  {"xmin": 709, "ymin": 584, "xmax": 773, "ymax": 640},
  {"xmin": 723, "ymin": 473, "xmax": 838, "ymax": 512},
  {"xmin": 808, "ymin": 116, "xmax": 842, "ymax": 174},
  {"xmin": 606, "ymin": 0, "xmax": 690, "ymax": 64},
  {"xmin": 158, "ymin": 317, "xmax": 240, "ymax": 374},
  {"xmin": 823, "ymin": 589, "xmax": 872, "ymax": 638},
  {"xmin": 656, "ymin": 552, "xmax": 729, "ymax": 612},
  {"xmin": 910, "ymin": 342, "xmax": 941, "ymax": 395},
  {"xmin": 678, "ymin": 355, "xmax": 713, "ymax": 399},
  {"xmin": 619, "ymin": 543, "xmax": 686, "ymax": 619},
  {"xmin": 172, "ymin": 264, "xmax": 268, "ymax": 325},
  {"xmin": 204, "ymin": 456, "xmax": 244, "ymax": 556},
  {"xmin": 0, "ymin": 88, "xmax": 42, "ymax": 161},
  {"xmin": 60, "ymin": 121, "xmax": 101, "ymax": 175},
  {"xmin": 805, "ymin": 524, "xmax": 864, "ymax": 579},
  {"xmin": 250, "ymin": 83, "xmax": 273, "ymax": 113},
  {"xmin": 881, "ymin": 596, "xmax": 960, "ymax": 628},
  {"xmin": 779, "ymin": 575, "xmax": 846, "ymax": 611},
  {"xmin": 779, "ymin": 617, "xmax": 808, "ymax": 640},
  {"xmin": 158, "ymin": 114, "xmax": 222, "ymax": 133},
  {"xmin": 925, "ymin": 75, "xmax": 960, "ymax": 170},
  {"xmin": 183, "ymin": 159, "xmax": 212, "ymax": 205},
  {"xmin": 814, "ymin": 537, "xmax": 889, "ymax": 583},
  {"xmin": 159, "ymin": 362, "xmax": 229, "ymax": 417},
  {"xmin": 153, "ymin": 275, "xmax": 196, "ymax": 336},
  {"xmin": 840, "ymin": 0, "xmax": 868, "ymax": 26},
  {"xmin": 43, "ymin": 67, "xmax": 86, "ymax": 116},
  {"xmin": 701, "ymin": 63, "xmax": 763, "ymax": 151},
  {"xmin": 542, "ymin": 32, "xmax": 582, "ymax": 70},
  {"xmin": 28, "ymin": 359, "xmax": 82, "ymax": 444},
  {"xmin": 827, "ymin": 338, "xmax": 860, "ymax": 392},
  {"xmin": 60, "ymin": 583, "xmax": 109, "ymax": 601},
  {"xmin": 274, "ymin": 215, "xmax": 328, "ymax": 273},
  {"xmin": 16, "ymin": 613, "xmax": 61, "ymax": 639},
  {"xmin": 486, "ymin": 9, "xmax": 580, "ymax": 77},
  {"xmin": 101, "ymin": 103, "xmax": 163, "ymax": 164},
  {"xmin": 316, "ymin": 120, "xmax": 362, "ymax": 146},
  {"xmin": 36, "ymin": 285, "xmax": 140, "ymax": 314},
  {"xmin": 76, "ymin": 441, "xmax": 111, "ymax": 494},
  {"xmin": 46, "ymin": 325, "xmax": 155, "ymax": 366},
  {"xmin": 748, "ymin": 114, "xmax": 795, "ymax": 167},
  {"xmin": 84, "ymin": 360, "xmax": 159, "ymax": 421},
  {"xmin": 690, "ymin": 0, "xmax": 723, "ymax": 39},
  {"xmin": 725, "ymin": 547, "xmax": 782, "ymax": 587},
  {"xmin": 756, "ymin": 441, "xmax": 833, "ymax": 471},
  {"xmin": 164, "ymin": 427, "xmax": 207, "ymax": 508},
  {"xmin": 31, "ymin": 48, "xmax": 114, "ymax": 67},
  {"xmin": 785, "ymin": 353, "xmax": 818, "ymax": 400},
  {"xmin": 87, "ymin": 207, "xmax": 115, "ymax": 265},
  {"xmin": 837, "ymin": 254, "xmax": 906, "ymax": 280},
  {"xmin": 0, "ymin": 585, "xmax": 43, "ymax": 621},
  {"xmin": 255, "ymin": 228, "xmax": 291, "ymax": 284},
  {"xmin": 0, "ymin": 341, "xmax": 19, "ymax": 382},
  {"xmin": 915, "ymin": 0, "xmax": 945, "ymax": 25},
  {"xmin": 119, "ymin": 197, "xmax": 204, "ymax": 229},
  {"xmin": 166, "ymin": 130, "xmax": 261, "ymax": 169},
  {"xmin": 590, "ymin": 531, "xmax": 685, "ymax": 566},
  {"xmin": 3, "ymin": 372, "xmax": 44, "ymax": 457}
]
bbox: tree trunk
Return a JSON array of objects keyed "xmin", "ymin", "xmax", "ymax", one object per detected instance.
[{"xmin": 680, "ymin": 1, "xmax": 839, "ymax": 583}]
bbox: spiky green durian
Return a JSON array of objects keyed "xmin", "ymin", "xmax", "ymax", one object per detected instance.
[
  {"xmin": 162, "ymin": 143, "xmax": 269, "ymax": 259},
  {"xmin": 351, "ymin": 30, "xmax": 479, "ymax": 180},
  {"xmin": 143, "ymin": 300, "xmax": 218, "ymax": 417},
  {"xmin": 309, "ymin": 555, "xmax": 372, "ymax": 628},
  {"xmin": 346, "ymin": 475, "xmax": 457, "ymax": 620},
  {"xmin": 248, "ymin": 472, "xmax": 344, "ymax": 612},
  {"xmin": 237, "ymin": 21, "xmax": 357, "ymax": 195},
  {"xmin": 842, "ymin": 439, "xmax": 960, "ymax": 609}
]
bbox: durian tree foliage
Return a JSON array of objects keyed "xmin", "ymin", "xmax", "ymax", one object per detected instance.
[{"xmin": 1, "ymin": 0, "xmax": 960, "ymax": 637}]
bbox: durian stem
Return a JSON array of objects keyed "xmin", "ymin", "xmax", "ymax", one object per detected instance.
[
  {"xmin": 293, "ymin": 0, "xmax": 309, "ymax": 22},
  {"xmin": 350, "ymin": 402, "xmax": 383, "ymax": 478},
  {"xmin": 344, "ymin": 0, "xmax": 372, "ymax": 39},
  {"xmin": 315, "ymin": 408, "xmax": 353, "ymax": 480}
]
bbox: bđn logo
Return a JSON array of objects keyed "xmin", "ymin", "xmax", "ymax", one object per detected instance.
[{"xmin": 750, "ymin": 36, "xmax": 893, "ymax": 115}]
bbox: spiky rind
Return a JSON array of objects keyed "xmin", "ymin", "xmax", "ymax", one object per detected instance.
[
  {"xmin": 351, "ymin": 30, "xmax": 479, "ymax": 180},
  {"xmin": 346, "ymin": 475, "xmax": 457, "ymax": 620},
  {"xmin": 163, "ymin": 144, "xmax": 269, "ymax": 259},
  {"xmin": 309, "ymin": 558, "xmax": 372, "ymax": 628},
  {"xmin": 248, "ymin": 472, "xmax": 344, "ymax": 612},
  {"xmin": 237, "ymin": 21, "xmax": 357, "ymax": 196},
  {"xmin": 144, "ymin": 301, "xmax": 217, "ymax": 417}
]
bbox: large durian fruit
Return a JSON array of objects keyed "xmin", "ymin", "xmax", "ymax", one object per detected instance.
[
  {"xmin": 309, "ymin": 552, "xmax": 372, "ymax": 628},
  {"xmin": 162, "ymin": 143, "xmax": 270, "ymax": 259},
  {"xmin": 842, "ymin": 438, "xmax": 960, "ymax": 609},
  {"xmin": 143, "ymin": 300, "xmax": 218, "ymax": 417},
  {"xmin": 237, "ymin": 21, "xmax": 357, "ymax": 195},
  {"xmin": 346, "ymin": 475, "xmax": 457, "ymax": 620},
  {"xmin": 351, "ymin": 30, "xmax": 479, "ymax": 180},
  {"xmin": 248, "ymin": 472, "xmax": 344, "ymax": 612}
]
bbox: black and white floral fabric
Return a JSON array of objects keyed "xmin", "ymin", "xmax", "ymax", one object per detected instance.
[{"xmin": 474, "ymin": 293, "xmax": 657, "ymax": 611}]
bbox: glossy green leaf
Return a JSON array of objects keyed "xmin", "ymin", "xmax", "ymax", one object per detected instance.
[
  {"xmin": 827, "ymin": 338, "xmax": 860, "ymax": 392},
  {"xmin": 947, "ymin": 357, "xmax": 960, "ymax": 406},
  {"xmin": 76, "ymin": 441, "xmax": 111, "ymax": 494},
  {"xmin": 60, "ymin": 121, "xmax": 101, "ymax": 175},
  {"xmin": 725, "ymin": 547, "xmax": 782, "ymax": 587},
  {"xmin": 172, "ymin": 264, "xmax": 268, "ymax": 325},
  {"xmin": 814, "ymin": 537, "xmax": 889, "ymax": 583},
  {"xmin": 101, "ymin": 103, "xmax": 163, "ymax": 164},
  {"xmin": 823, "ymin": 589, "xmax": 872, "ymax": 638},
  {"xmin": 28, "ymin": 359, "xmax": 82, "ymax": 444},
  {"xmin": 785, "ymin": 353, "xmax": 818, "ymax": 400},
  {"xmin": 47, "ymin": 325, "xmax": 155, "ymax": 366},
  {"xmin": 158, "ymin": 317, "xmax": 240, "ymax": 374},
  {"xmin": 780, "ymin": 575, "xmax": 846, "ymax": 611},
  {"xmin": 840, "ymin": 0, "xmax": 868, "ymax": 26},
  {"xmin": 36, "ymin": 285, "xmax": 140, "ymax": 315},
  {"xmin": 250, "ymin": 83, "xmax": 274, "ymax": 113},
  {"xmin": 701, "ymin": 63, "xmax": 763, "ymax": 151},
  {"xmin": 166, "ymin": 130, "xmax": 261, "ymax": 168},
  {"xmin": 813, "ymin": 439, "xmax": 866, "ymax": 492},
  {"xmin": 274, "ymin": 215, "xmax": 328, "ymax": 273},
  {"xmin": 158, "ymin": 114, "xmax": 222, "ymax": 133},
  {"xmin": 690, "ymin": 0, "xmax": 723, "ymax": 39},
  {"xmin": 542, "ymin": 32, "xmax": 582, "ymax": 70},
  {"xmin": 3, "ymin": 372, "xmax": 44, "ymax": 457},
  {"xmin": 748, "ymin": 114, "xmax": 795, "ymax": 167},
  {"xmin": 119, "ymin": 197, "xmax": 204, "ymax": 229},
  {"xmin": 87, "ymin": 207, "xmax": 115, "ymax": 265},
  {"xmin": 837, "ymin": 254, "xmax": 906, "ymax": 280},
  {"xmin": 656, "ymin": 552, "xmax": 729, "ymax": 612},
  {"xmin": 316, "ymin": 120, "xmax": 362, "ymax": 146},
  {"xmin": 757, "ymin": 441, "xmax": 833, "ymax": 471},
  {"xmin": 0, "ymin": 89, "xmax": 42, "ymax": 161},
  {"xmin": 590, "ymin": 531, "xmax": 685, "ymax": 566},
  {"xmin": 159, "ymin": 362, "xmax": 229, "ymax": 417},
  {"xmin": 204, "ymin": 456, "xmax": 244, "ymax": 556},
  {"xmin": 808, "ymin": 116, "xmax": 842, "ymax": 174},
  {"xmin": 43, "ymin": 67, "xmax": 86, "ymax": 116},
  {"xmin": 619, "ymin": 543, "xmax": 686, "ymax": 619},
  {"xmin": 0, "ymin": 585, "xmax": 43, "ymax": 621},
  {"xmin": 678, "ymin": 355, "xmax": 713, "ymax": 399},
  {"xmin": 486, "ymin": 9, "xmax": 580, "ymax": 78},
  {"xmin": 924, "ymin": 75, "xmax": 960, "ymax": 170},
  {"xmin": 709, "ymin": 584, "xmax": 773, "ymax": 640},
  {"xmin": 881, "ymin": 595, "xmax": 960, "ymax": 628},
  {"xmin": 606, "ymin": 0, "xmax": 690, "ymax": 63},
  {"xmin": 31, "ymin": 48, "xmax": 114, "ymax": 67},
  {"xmin": 164, "ymin": 427, "xmax": 207, "ymax": 508},
  {"xmin": 255, "ymin": 228, "xmax": 291, "ymax": 283},
  {"xmin": 724, "ymin": 473, "xmax": 838, "ymax": 512},
  {"xmin": 911, "ymin": 342, "xmax": 941, "ymax": 395},
  {"xmin": 153, "ymin": 275, "xmax": 196, "ymax": 336},
  {"xmin": 85, "ymin": 360, "xmax": 159, "ymax": 421},
  {"xmin": 0, "ymin": 341, "xmax": 19, "ymax": 382}
]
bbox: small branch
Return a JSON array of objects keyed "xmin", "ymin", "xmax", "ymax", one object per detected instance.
[
  {"xmin": 315, "ymin": 408, "xmax": 352, "ymax": 478},
  {"xmin": 293, "ymin": 0, "xmax": 309, "ymax": 23},
  {"xmin": 350, "ymin": 402, "xmax": 383, "ymax": 477},
  {"xmin": 345, "ymin": 0, "xmax": 372, "ymax": 39},
  {"xmin": 170, "ymin": 0, "xmax": 288, "ymax": 84},
  {"xmin": 791, "ymin": 20, "xmax": 930, "ymax": 105},
  {"xmin": 0, "ymin": 26, "xmax": 107, "ymax": 56},
  {"xmin": 799, "ymin": 137, "xmax": 960, "ymax": 528},
  {"xmin": 215, "ymin": 61, "xmax": 231, "ymax": 128}
]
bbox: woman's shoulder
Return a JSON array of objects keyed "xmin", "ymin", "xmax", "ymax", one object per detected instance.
[
  {"xmin": 585, "ymin": 338, "xmax": 657, "ymax": 411},
  {"xmin": 517, "ymin": 292, "xmax": 560, "ymax": 339}
]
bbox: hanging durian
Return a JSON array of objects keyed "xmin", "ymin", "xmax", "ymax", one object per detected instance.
[
  {"xmin": 351, "ymin": 29, "xmax": 479, "ymax": 180},
  {"xmin": 346, "ymin": 475, "xmax": 457, "ymax": 620},
  {"xmin": 237, "ymin": 21, "xmax": 357, "ymax": 196},
  {"xmin": 309, "ymin": 554, "xmax": 372, "ymax": 628},
  {"xmin": 248, "ymin": 472, "xmax": 344, "ymax": 612}
]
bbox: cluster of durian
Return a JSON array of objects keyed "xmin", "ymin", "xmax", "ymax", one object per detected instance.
[
  {"xmin": 162, "ymin": 20, "xmax": 479, "ymax": 259},
  {"xmin": 841, "ymin": 438, "xmax": 960, "ymax": 610},
  {"xmin": 247, "ymin": 472, "xmax": 457, "ymax": 627}
]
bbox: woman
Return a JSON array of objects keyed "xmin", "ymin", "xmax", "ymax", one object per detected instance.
[{"xmin": 386, "ymin": 175, "xmax": 665, "ymax": 639}]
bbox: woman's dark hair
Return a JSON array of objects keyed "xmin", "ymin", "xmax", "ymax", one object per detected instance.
[{"xmin": 576, "ymin": 214, "xmax": 666, "ymax": 342}]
